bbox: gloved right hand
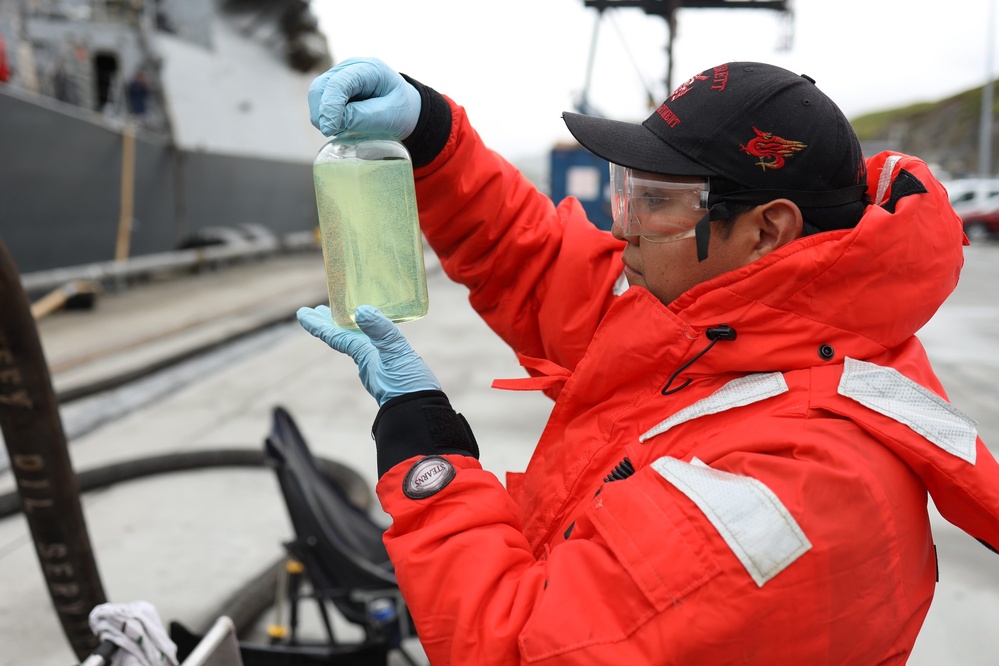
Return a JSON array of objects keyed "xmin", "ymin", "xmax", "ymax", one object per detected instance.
[
  {"xmin": 308, "ymin": 57, "xmax": 421, "ymax": 140},
  {"xmin": 297, "ymin": 304, "xmax": 441, "ymax": 406}
]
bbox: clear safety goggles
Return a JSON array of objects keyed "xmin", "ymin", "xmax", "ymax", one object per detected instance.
[{"xmin": 610, "ymin": 163, "xmax": 710, "ymax": 243}]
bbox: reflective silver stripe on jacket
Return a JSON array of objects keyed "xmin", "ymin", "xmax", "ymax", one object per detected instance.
[
  {"xmin": 651, "ymin": 457, "xmax": 811, "ymax": 587},
  {"xmin": 639, "ymin": 372, "xmax": 788, "ymax": 443},
  {"xmin": 874, "ymin": 154, "xmax": 904, "ymax": 206},
  {"xmin": 838, "ymin": 356, "xmax": 979, "ymax": 464}
]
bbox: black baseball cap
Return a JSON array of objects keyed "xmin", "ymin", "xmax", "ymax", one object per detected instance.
[{"xmin": 562, "ymin": 62, "xmax": 868, "ymax": 225}]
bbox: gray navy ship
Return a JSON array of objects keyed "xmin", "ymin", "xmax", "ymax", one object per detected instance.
[{"xmin": 0, "ymin": 0, "xmax": 332, "ymax": 275}]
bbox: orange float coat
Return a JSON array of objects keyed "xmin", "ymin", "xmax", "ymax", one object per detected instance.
[{"xmin": 375, "ymin": 97, "xmax": 999, "ymax": 665}]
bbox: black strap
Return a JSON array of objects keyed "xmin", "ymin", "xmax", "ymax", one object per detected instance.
[
  {"xmin": 880, "ymin": 169, "xmax": 927, "ymax": 214},
  {"xmin": 694, "ymin": 203, "xmax": 737, "ymax": 262},
  {"xmin": 400, "ymin": 75, "xmax": 452, "ymax": 169},
  {"xmin": 372, "ymin": 390, "xmax": 479, "ymax": 477},
  {"xmin": 714, "ymin": 184, "xmax": 868, "ymax": 209}
]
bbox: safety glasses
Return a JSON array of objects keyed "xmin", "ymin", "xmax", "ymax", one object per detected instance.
[{"xmin": 610, "ymin": 163, "xmax": 709, "ymax": 243}]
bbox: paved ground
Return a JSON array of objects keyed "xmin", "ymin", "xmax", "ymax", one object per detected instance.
[{"xmin": 1, "ymin": 242, "xmax": 997, "ymax": 665}]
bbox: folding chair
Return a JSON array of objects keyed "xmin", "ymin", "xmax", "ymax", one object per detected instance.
[{"xmin": 263, "ymin": 406, "xmax": 418, "ymax": 665}]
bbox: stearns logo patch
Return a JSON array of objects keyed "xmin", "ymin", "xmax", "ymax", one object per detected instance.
[{"xmin": 403, "ymin": 456, "xmax": 456, "ymax": 499}]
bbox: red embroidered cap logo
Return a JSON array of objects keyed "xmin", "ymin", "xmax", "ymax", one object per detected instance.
[
  {"xmin": 669, "ymin": 73, "xmax": 710, "ymax": 103},
  {"xmin": 740, "ymin": 127, "xmax": 807, "ymax": 171}
]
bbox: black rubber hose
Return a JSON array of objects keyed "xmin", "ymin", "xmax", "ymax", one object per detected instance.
[
  {"xmin": 0, "ymin": 238, "xmax": 106, "ymax": 660},
  {"xmin": 0, "ymin": 448, "xmax": 372, "ymax": 519},
  {"xmin": 0, "ymin": 448, "xmax": 372, "ymax": 639},
  {"xmin": 0, "ymin": 450, "xmax": 373, "ymax": 640}
]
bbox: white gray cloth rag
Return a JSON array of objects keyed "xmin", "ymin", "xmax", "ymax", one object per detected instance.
[{"xmin": 89, "ymin": 601, "xmax": 180, "ymax": 666}]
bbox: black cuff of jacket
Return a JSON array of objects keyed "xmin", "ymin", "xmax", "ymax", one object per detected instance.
[
  {"xmin": 372, "ymin": 390, "xmax": 479, "ymax": 478},
  {"xmin": 401, "ymin": 74, "xmax": 452, "ymax": 169}
]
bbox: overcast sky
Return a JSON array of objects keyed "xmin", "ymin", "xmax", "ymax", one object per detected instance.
[{"xmin": 312, "ymin": 0, "xmax": 998, "ymax": 161}]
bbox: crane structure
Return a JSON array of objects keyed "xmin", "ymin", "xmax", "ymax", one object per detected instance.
[{"xmin": 582, "ymin": 0, "xmax": 793, "ymax": 95}]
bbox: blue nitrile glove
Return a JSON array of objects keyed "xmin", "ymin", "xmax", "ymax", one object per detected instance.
[
  {"xmin": 308, "ymin": 57, "xmax": 421, "ymax": 139},
  {"xmin": 296, "ymin": 304, "xmax": 440, "ymax": 406}
]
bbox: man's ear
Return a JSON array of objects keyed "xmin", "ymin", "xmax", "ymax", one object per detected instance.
[{"xmin": 751, "ymin": 199, "xmax": 803, "ymax": 258}]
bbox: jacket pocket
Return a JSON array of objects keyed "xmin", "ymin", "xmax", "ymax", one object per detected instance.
[{"xmin": 517, "ymin": 469, "xmax": 720, "ymax": 663}]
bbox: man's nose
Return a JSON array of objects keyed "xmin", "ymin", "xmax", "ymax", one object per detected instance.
[{"xmin": 610, "ymin": 218, "xmax": 636, "ymax": 243}]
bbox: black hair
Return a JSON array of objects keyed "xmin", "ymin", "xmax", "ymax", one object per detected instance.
[{"xmin": 708, "ymin": 177, "xmax": 868, "ymax": 239}]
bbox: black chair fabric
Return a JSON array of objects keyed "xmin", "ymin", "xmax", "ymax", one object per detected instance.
[{"xmin": 264, "ymin": 406, "xmax": 403, "ymax": 635}]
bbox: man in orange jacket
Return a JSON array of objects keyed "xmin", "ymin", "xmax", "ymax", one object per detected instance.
[{"xmin": 298, "ymin": 58, "xmax": 999, "ymax": 664}]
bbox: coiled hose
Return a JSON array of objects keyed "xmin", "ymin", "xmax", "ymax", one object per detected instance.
[{"xmin": 0, "ymin": 447, "xmax": 370, "ymax": 638}]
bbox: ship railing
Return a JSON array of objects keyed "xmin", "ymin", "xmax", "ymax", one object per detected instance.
[{"xmin": 19, "ymin": 230, "xmax": 318, "ymax": 298}]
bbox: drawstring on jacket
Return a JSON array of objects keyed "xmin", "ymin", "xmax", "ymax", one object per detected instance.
[
  {"xmin": 661, "ymin": 325, "xmax": 738, "ymax": 395},
  {"xmin": 602, "ymin": 325, "xmax": 738, "ymax": 489}
]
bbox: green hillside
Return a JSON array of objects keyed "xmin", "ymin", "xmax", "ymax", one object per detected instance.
[{"xmin": 850, "ymin": 81, "xmax": 997, "ymax": 179}]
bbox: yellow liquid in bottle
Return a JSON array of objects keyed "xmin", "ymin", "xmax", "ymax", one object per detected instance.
[{"xmin": 313, "ymin": 157, "xmax": 428, "ymax": 330}]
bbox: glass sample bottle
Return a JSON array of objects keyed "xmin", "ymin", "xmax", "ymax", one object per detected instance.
[{"xmin": 312, "ymin": 133, "xmax": 428, "ymax": 330}]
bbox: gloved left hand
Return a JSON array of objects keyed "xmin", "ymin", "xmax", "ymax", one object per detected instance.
[
  {"xmin": 297, "ymin": 304, "xmax": 440, "ymax": 406},
  {"xmin": 307, "ymin": 57, "xmax": 421, "ymax": 139}
]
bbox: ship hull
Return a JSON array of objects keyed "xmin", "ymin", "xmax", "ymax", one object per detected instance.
[{"xmin": 0, "ymin": 85, "xmax": 318, "ymax": 275}]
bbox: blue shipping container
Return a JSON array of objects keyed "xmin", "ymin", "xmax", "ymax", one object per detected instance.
[{"xmin": 549, "ymin": 145, "xmax": 613, "ymax": 231}]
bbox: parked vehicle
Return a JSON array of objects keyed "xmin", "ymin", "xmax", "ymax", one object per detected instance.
[
  {"xmin": 958, "ymin": 201, "xmax": 999, "ymax": 242},
  {"xmin": 941, "ymin": 178, "xmax": 999, "ymax": 242}
]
